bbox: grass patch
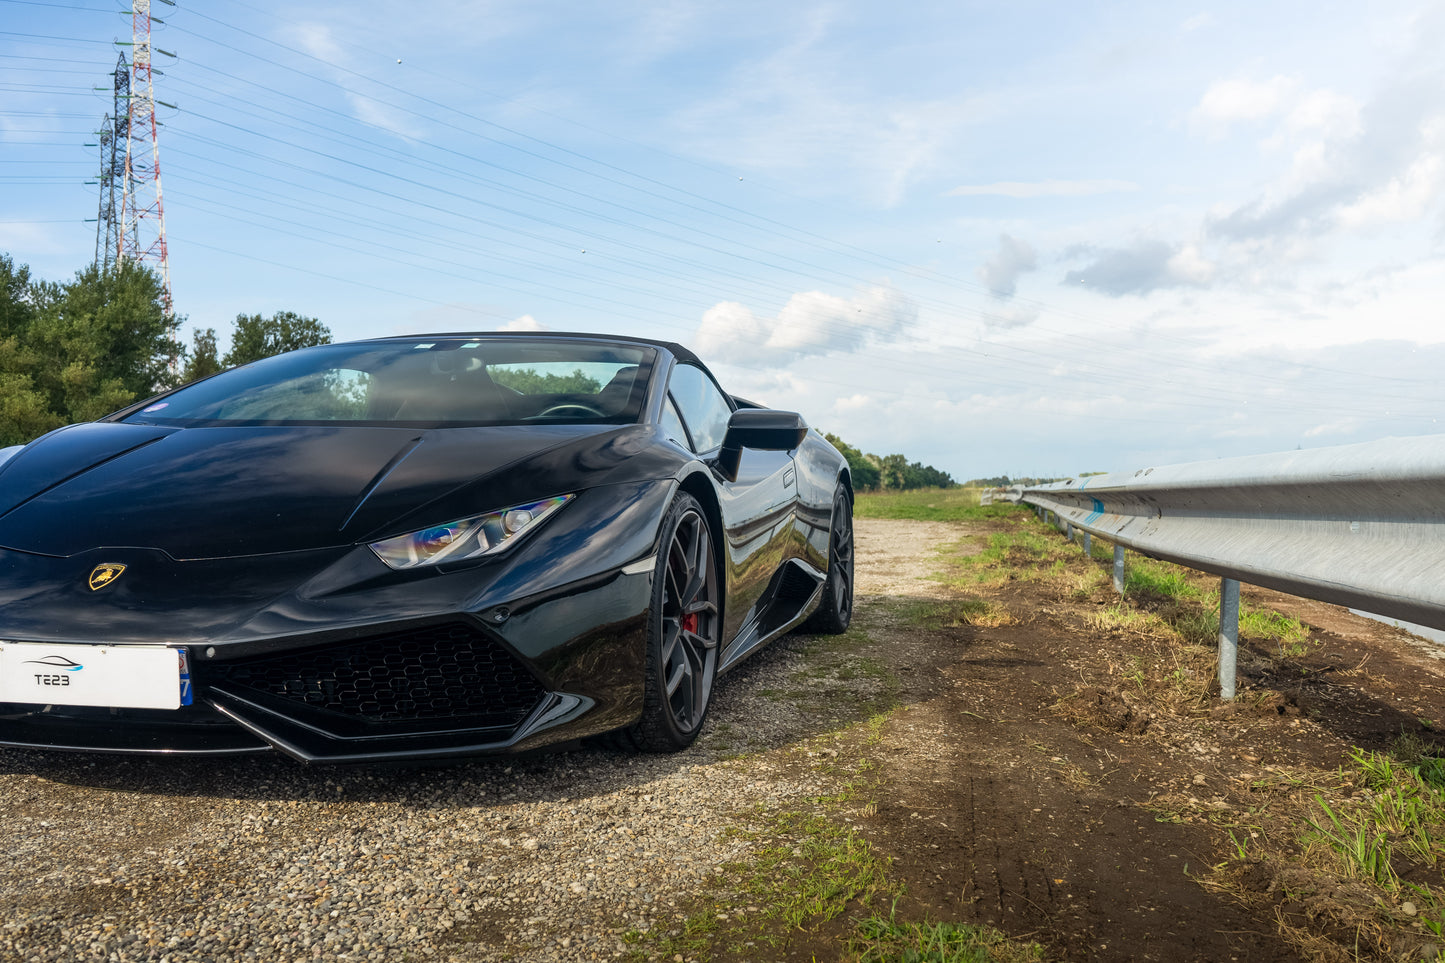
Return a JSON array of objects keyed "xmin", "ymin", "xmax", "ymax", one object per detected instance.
[
  {"xmin": 1087, "ymin": 603, "xmax": 1177, "ymax": 639},
  {"xmin": 938, "ymin": 524, "xmax": 1061, "ymax": 589},
  {"xmin": 743, "ymin": 812, "xmax": 892, "ymax": 930},
  {"xmin": 850, "ymin": 908, "xmax": 1046, "ymax": 962},
  {"xmin": 1304, "ymin": 738, "xmax": 1445, "ymax": 888},
  {"xmin": 1123, "ymin": 558, "xmax": 1203, "ymax": 601},
  {"xmin": 1240, "ymin": 606, "xmax": 1312, "ymax": 656},
  {"xmin": 901, "ymin": 597, "xmax": 1018, "ymax": 629},
  {"xmin": 1197, "ymin": 735, "xmax": 1445, "ymax": 960},
  {"xmin": 626, "ymin": 721, "xmax": 898, "ymax": 961},
  {"xmin": 854, "ymin": 487, "xmax": 1024, "ymax": 523}
]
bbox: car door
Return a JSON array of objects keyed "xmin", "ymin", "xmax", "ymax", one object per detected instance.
[{"xmin": 663, "ymin": 363, "xmax": 800, "ymax": 651}]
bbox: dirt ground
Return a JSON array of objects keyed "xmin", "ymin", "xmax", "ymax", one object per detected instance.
[{"xmin": 798, "ymin": 514, "xmax": 1445, "ymax": 962}]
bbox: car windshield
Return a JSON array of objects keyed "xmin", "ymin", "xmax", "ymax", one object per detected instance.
[{"xmin": 122, "ymin": 338, "xmax": 656, "ymax": 427}]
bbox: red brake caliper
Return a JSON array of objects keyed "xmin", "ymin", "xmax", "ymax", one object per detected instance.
[{"xmin": 681, "ymin": 612, "xmax": 698, "ymax": 635}]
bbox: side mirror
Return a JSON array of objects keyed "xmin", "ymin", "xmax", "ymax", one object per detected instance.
[{"xmin": 714, "ymin": 409, "xmax": 808, "ymax": 482}]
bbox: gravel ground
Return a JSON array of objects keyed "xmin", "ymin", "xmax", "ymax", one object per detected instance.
[
  {"xmin": 0, "ymin": 520, "xmax": 940, "ymax": 962},
  {"xmin": 0, "ymin": 667, "xmax": 816, "ymax": 962}
]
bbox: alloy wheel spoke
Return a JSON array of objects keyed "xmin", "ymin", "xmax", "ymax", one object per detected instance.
[
  {"xmin": 661, "ymin": 508, "xmax": 717, "ymax": 730},
  {"xmin": 680, "ymin": 629, "xmax": 715, "ymax": 664},
  {"xmin": 679, "ymin": 528, "xmax": 709, "ymax": 609},
  {"xmin": 660, "ymin": 618, "xmax": 683, "ymax": 664},
  {"xmin": 665, "ymin": 658, "xmax": 690, "ymax": 700},
  {"xmin": 685, "ymin": 598, "xmax": 717, "ymax": 618}
]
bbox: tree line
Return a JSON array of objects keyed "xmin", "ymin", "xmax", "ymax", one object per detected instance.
[
  {"xmin": 0, "ymin": 256, "xmax": 329, "ymax": 447},
  {"xmin": 823, "ymin": 433, "xmax": 956, "ymax": 491}
]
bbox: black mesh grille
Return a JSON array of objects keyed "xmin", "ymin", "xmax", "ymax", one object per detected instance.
[
  {"xmin": 776, "ymin": 561, "xmax": 822, "ymax": 601},
  {"xmin": 207, "ymin": 623, "xmax": 545, "ymax": 727}
]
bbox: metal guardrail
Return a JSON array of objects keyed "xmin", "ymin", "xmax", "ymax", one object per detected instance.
[{"xmin": 1009, "ymin": 434, "xmax": 1445, "ymax": 698}]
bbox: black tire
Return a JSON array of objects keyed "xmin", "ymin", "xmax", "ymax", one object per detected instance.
[
  {"xmin": 801, "ymin": 486, "xmax": 854, "ymax": 635},
  {"xmin": 614, "ymin": 493, "xmax": 720, "ymax": 752}
]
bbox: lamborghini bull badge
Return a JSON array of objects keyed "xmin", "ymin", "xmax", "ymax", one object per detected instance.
[{"xmin": 87, "ymin": 563, "xmax": 127, "ymax": 591}]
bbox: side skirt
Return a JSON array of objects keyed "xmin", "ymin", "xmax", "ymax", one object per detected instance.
[{"xmin": 717, "ymin": 558, "xmax": 825, "ymax": 674}]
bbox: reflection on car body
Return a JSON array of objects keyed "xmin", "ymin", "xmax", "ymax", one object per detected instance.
[{"xmin": 0, "ymin": 332, "xmax": 854, "ymax": 763}]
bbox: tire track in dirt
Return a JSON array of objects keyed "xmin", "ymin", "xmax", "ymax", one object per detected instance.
[{"xmin": 846, "ymin": 518, "xmax": 1302, "ymax": 962}]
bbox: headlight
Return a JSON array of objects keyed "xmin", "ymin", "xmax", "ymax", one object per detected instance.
[{"xmin": 368, "ymin": 494, "xmax": 575, "ymax": 570}]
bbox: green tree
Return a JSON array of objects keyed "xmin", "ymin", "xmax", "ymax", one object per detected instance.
[
  {"xmin": 33, "ymin": 260, "xmax": 183, "ymax": 397},
  {"xmin": 0, "ymin": 338, "xmax": 59, "ymax": 447},
  {"xmin": 181, "ymin": 327, "xmax": 223, "ymax": 383},
  {"xmin": 823, "ymin": 432, "xmax": 880, "ymax": 490},
  {"xmin": 0, "ymin": 254, "xmax": 33, "ymax": 340},
  {"xmin": 0, "ymin": 258, "xmax": 180, "ymax": 446},
  {"xmin": 877, "ymin": 453, "xmax": 909, "ymax": 490},
  {"xmin": 223, "ymin": 311, "xmax": 330, "ymax": 367},
  {"xmin": 0, "ymin": 255, "xmax": 53, "ymax": 446},
  {"xmin": 490, "ymin": 367, "xmax": 602, "ymax": 395}
]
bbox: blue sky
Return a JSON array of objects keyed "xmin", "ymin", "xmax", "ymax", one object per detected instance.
[{"xmin": 4, "ymin": 0, "xmax": 1444, "ymax": 482}]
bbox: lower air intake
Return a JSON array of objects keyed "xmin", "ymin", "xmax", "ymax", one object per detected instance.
[{"xmin": 207, "ymin": 622, "xmax": 544, "ymax": 728}]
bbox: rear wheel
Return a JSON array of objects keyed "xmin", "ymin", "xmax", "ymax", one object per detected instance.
[
  {"xmin": 802, "ymin": 486, "xmax": 853, "ymax": 635},
  {"xmin": 616, "ymin": 493, "xmax": 720, "ymax": 752}
]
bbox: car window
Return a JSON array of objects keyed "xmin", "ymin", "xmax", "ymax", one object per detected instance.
[
  {"xmin": 667, "ymin": 363, "xmax": 733, "ymax": 453},
  {"xmin": 123, "ymin": 339, "xmax": 655, "ymax": 427},
  {"xmin": 660, "ymin": 395, "xmax": 692, "ymax": 450},
  {"xmin": 199, "ymin": 367, "xmax": 374, "ymax": 421}
]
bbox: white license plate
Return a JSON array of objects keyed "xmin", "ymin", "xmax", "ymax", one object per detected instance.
[{"xmin": 0, "ymin": 643, "xmax": 192, "ymax": 710}]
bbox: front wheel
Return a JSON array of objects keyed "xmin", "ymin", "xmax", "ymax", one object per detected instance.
[
  {"xmin": 615, "ymin": 493, "xmax": 720, "ymax": 752},
  {"xmin": 802, "ymin": 486, "xmax": 854, "ymax": 635}
]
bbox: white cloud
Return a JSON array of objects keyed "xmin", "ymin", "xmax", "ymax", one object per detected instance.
[
  {"xmin": 346, "ymin": 94, "xmax": 425, "ymax": 139},
  {"xmin": 1166, "ymin": 244, "xmax": 1217, "ymax": 285},
  {"xmin": 1336, "ymin": 152, "xmax": 1445, "ymax": 231},
  {"xmin": 289, "ymin": 21, "xmax": 345, "ymax": 62},
  {"xmin": 981, "ymin": 304, "xmax": 1040, "ymax": 330},
  {"xmin": 978, "ymin": 233, "xmax": 1037, "ymax": 298},
  {"xmin": 1285, "ymin": 89, "xmax": 1362, "ymax": 139},
  {"xmin": 946, "ymin": 179, "xmax": 1138, "ymax": 198},
  {"xmin": 499, "ymin": 315, "xmax": 546, "ymax": 332},
  {"xmin": 1190, "ymin": 76, "xmax": 1298, "ymax": 133},
  {"xmin": 693, "ymin": 286, "xmax": 918, "ymax": 366},
  {"xmin": 1063, "ymin": 239, "xmax": 1214, "ymax": 296}
]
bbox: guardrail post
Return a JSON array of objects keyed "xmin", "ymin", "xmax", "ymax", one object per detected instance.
[
  {"xmin": 1219, "ymin": 578, "xmax": 1240, "ymax": 700},
  {"xmin": 1113, "ymin": 545, "xmax": 1125, "ymax": 594},
  {"xmin": 1082, "ymin": 532, "xmax": 1091, "ymax": 556},
  {"xmin": 1065, "ymin": 521, "xmax": 1073, "ymax": 541}
]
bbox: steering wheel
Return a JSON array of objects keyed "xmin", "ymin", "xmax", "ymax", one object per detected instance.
[{"xmin": 536, "ymin": 403, "xmax": 605, "ymax": 418}]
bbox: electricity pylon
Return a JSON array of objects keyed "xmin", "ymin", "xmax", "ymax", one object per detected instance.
[{"xmin": 117, "ymin": 0, "xmax": 176, "ymax": 314}]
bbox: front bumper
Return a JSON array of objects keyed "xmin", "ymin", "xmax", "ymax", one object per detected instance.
[
  {"xmin": 0, "ymin": 481, "xmax": 671, "ymax": 764},
  {"xmin": 0, "ymin": 567, "xmax": 655, "ymax": 764}
]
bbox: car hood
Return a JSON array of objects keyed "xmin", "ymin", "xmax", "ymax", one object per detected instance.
[{"xmin": 0, "ymin": 421, "xmax": 659, "ymax": 559}]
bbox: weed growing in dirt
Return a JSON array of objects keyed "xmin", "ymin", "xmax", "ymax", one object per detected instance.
[
  {"xmin": 1196, "ymin": 735, "xmax": 1445, "ymax": 960},
  {"xmin": 900, "ymin": 597, "xmax": 1018, "ymax": 629},
  {"xmin": 849, "ymin": 907, "xmax": 1045, "ymax": 962},
  {"xmin": 1087, "ymin": 602, "xmax": 1176, "ymax": 639},
  {"xmin": 1303, "ymin": 739, "xmax": 1445, "ymax": 891}
]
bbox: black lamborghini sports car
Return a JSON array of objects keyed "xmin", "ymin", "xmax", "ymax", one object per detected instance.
[{"xmin": 0, "ymin": 333, "xmax": 854, "ymax": 763}]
